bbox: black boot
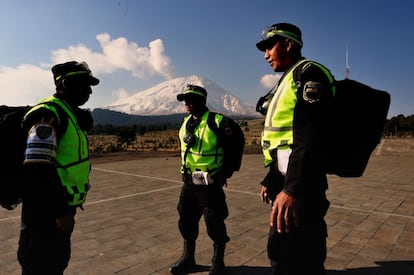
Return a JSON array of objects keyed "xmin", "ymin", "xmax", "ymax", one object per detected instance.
[
  {"xmin": 209, "ymin": 243, "xmax": 225, "ymax": 275},
  {"xmin": 271, "ymin": 260, "xmax": 279, "ymax": 275},
  {"xmin": 169, "ymin": 240, "xmax": 196, "ymax": 274}
]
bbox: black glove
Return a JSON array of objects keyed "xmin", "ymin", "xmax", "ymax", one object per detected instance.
[{"xmin": 260, "ymin": 165, "xmax": 284, "ymax": 202}]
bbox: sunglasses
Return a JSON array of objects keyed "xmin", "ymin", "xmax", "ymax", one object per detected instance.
[
  {"xmin": 185, "ymin": 85, "xmax": 206, "ymax": 94},
  {"xmin": 260, "ymin": 25, "xmax": 276, "ymax": 39},
  {"xmin": 260, "ymin": 25, "xmax": 303, "ymax": 47}
]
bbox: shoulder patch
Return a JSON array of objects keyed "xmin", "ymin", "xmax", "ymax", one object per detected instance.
[
  {"xmin": 36, "ymin": 125, "xmax": 54, "ymax": 139},
  {"xmin": 303, "ymin": 81, "xmax": 322, "ymax": 103}
]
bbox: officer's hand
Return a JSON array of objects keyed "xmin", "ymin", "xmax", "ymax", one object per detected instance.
[
  {"xmin": 270, "ymin": 191, "xmax": 299, "ymax": 233},
  {"xmin": 260, "ymin": 186, "xmax": 270, "ymax": 204},
  {"xmin": 56, "ymin": 212, "xmax": 75, "ymax": 233}
]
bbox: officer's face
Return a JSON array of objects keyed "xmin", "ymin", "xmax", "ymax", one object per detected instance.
[
  {"xmin": 74, "ymin": 84, "xmax": 92, "ymax": 106},
  {"xmin": 184, "ymin": 96, "xmax": 205, "ymax": 115},
  {"xmin": 62, "ymin": 77, "xmax": 92, "ymax": 106},
  {"xmin": 263, "ymin": 39, "xmax": 291, "ymax": 72}
]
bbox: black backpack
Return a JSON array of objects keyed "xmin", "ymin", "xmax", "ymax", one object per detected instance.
[
  {"xmin": 294, "ymin": 61, "xmax": 390, "ymax": 177},
  {"xmin": 0, "ymin": 105, "xmax": 31, "ymax": 210},
  {"xmin": 325, "ymin": 78, "xmax": 390, "ymax": 177},
  {"xmin": 207, "ymin": 111, "xmax": 245, "ymax": 178},
  {"xmin": 0, "ymin": 102, "xmax": 67, "ymax": 210}
]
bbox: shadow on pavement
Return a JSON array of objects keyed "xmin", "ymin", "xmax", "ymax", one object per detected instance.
[
  {"xmin": 182, "ymin": 261, "xmax": 414, "ymax": 275},
  {"xmin": 224, "ymin": 265, "xmax": 272, "ymax": 274},
  {"xmin": 327, "ymin": 261, "xmax": 414, "ymax": 275},
  {"xmin": 184, "ymin": 264, "xmax": 272, "ymax": 274}
]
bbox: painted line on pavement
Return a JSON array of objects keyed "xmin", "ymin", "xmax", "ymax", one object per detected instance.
[
  {"xmin": 2, "ymin": 167, "xmax": 413, "ymax": 222},
  {"xmin": 92, "ymin": 167, "xmax": 182, "ymax": 184}
]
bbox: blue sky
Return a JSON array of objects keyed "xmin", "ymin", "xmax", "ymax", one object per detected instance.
[{"xmin": 0, "ymin": 0, "xmax": 412, "ymax": 118}]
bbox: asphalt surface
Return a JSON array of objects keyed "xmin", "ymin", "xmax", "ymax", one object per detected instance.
[{"xmin": 0, "ymin": 138, "xmax": 413, "ymax": 275}]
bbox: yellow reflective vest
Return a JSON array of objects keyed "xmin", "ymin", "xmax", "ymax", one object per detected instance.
[
  {"xmin": 25, "ymin": 96, "xmax": 90, "ymax": 206},
  {"xmin": 262, "ymin": 59, "xmax": 335, "ymax": 167},
  {"xmin": 179, "ymin": 111, "xmax": 224, "ymax": 175}
]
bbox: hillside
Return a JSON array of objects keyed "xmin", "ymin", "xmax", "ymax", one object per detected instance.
[
  {"xmin": 91, "ymin": 108, "xmax": 258, "ymax": 126},
  {"xmin": 92, "ymin": 108, "xmax": 186, "ymax": 126}
]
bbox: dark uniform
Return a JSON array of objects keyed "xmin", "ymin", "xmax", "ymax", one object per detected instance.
[
  {"xmin": 178, "ymin": 112, "xmax": 230, "ymax": 246},
  {"xmin": 18, "ymin": 61, "xmax": 98, "ymax": 275},
  {"xmin": 256, "ymin": 23, "xmax": 334, "ymax": 275},
  {"xmin": 170, "ymin": 85, "xmax": 238, "ymax": 275}
]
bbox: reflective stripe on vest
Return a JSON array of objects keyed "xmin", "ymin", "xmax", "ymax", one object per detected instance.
[
  {"xmin": 25, "ymin": 96, "xmax": 90, "ymax": 206},
  {"xmin": 261, "ymin": 59, "xmax": 335, "ymax": 166},
  {"xmin": 179, "ymin": 111, "xmax": 224, "ymax": 175}
]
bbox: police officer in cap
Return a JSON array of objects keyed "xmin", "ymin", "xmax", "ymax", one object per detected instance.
[
  {"xmin": 169, "ymin": 84, "xmax": 232, "ymax": 275},
  {"xmin": 256, "ymin": 23, "xmax": 334, "ymax": 275},
  {"xmin": 18, "ymin": 61, "xmax": 99, "ymax": 274}
]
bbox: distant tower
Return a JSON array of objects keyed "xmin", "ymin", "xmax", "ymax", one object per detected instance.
[{"xmin": 345, "ymin": 43, "xmax": 350, "ymax": 78}]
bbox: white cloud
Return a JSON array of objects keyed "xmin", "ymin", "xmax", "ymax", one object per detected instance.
[
  {"xmin": 0, "ymin": 33, "xmax": 176, "ymax": 107},
  {"xmin": 148, "ymin": 39, "xmax": 175, "ymax": 79},
  {"xmin": 51, "ymin": 33, "xmax": 176, "ymax": 79},
  {"xmin": 260, "ymin": 73, "xmax": 282, "ymax": 89},
  {"xmin": 112, "ymin": 88, "xmax": 130, "ymax": 102},
  {"xmin": 0, "ymin": 64, "xmax": 53, "ymax": 106}
]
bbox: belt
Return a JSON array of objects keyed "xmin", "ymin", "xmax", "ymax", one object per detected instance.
[{"xmin": 182, "ymin": 173, "xmax": 226, "ymax": 186}]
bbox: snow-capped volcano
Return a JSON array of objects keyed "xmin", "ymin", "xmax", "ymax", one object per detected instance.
[{"xmin": 105, "ymin": 75, "xmax": 258, "ymax": 116}]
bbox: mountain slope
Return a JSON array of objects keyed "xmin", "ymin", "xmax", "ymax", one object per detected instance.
[{"xmin": 104, "ymin": 75, "xmax": 258, "ymax": 116}]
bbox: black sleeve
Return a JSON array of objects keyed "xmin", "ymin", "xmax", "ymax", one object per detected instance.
[
  {"xmin": 283, "ymin": 62, "xmax": 333, "ymax": 197},
  {"xmin": 22, "ymin": 107, "xmax": 72, "ymax": 218}
]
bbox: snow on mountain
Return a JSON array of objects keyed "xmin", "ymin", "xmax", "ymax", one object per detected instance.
[{"xmin": 104, "ymin": 75, "xmax": 259, "ymax": 117}]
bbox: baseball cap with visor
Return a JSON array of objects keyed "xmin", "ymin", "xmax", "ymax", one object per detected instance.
[
  {"xmin": 177, "ymin": 84, "xmax": 207, "ymax": 101},
  {"xmin": 256, "ymin": 23, "xmax": 303, "ymax": 52},
  {"xmin": 52, "ymin": 61, "xmax": 99, "ymax": 87}
]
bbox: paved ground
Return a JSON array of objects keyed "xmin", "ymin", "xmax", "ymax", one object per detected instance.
[{"xmin": 1, "ymin": 138, "xmax": 413, "ymax": 275}]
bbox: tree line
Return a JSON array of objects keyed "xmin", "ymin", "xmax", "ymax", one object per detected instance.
[
  {"xmin": 383, "ymin": 114, "xmax": 414, "ymax": 137},
  {"xmin": 89, "ymin": 115, "xmax": 414, "ymax": 145}
]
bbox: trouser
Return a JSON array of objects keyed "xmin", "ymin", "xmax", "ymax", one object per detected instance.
[
  {"xmin": 177, "ymin": 184, "xmax": 230, "ymax": 245},
  {"xmin": 267, "ymin": 194, "xmax": 330, "ymax": 275},
  {"xmin": 268, "ymin": 221, "xmax": 327, "ymax": 275},
  {"xmin": 18, "ymin": 204, "xmax": 73, "ymax": 275}
]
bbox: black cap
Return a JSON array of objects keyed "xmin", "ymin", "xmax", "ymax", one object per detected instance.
[
  {"xmin": 177, "ymin": 84, "xmax": 207, "ymax": 101},
  {"xmin": 256, "ymin": 23, "xmax": 303, "ymax": 51},
  {"xmin": 52, "ymin": 61, "xmax": 99, "ymax": 87}
]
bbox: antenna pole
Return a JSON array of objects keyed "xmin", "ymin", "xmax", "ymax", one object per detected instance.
[{"xmin": 345, "ymin": 43, "xmax": 350, "ymax": 78}]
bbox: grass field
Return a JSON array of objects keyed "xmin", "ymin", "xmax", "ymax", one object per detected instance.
[
  {"xmin": 89, "ymin": 118, "xmax": 265, "ymax": 155},
  {"xmin": 89, "ymin": 118, "xmax": 414, "ymax": 159}
]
